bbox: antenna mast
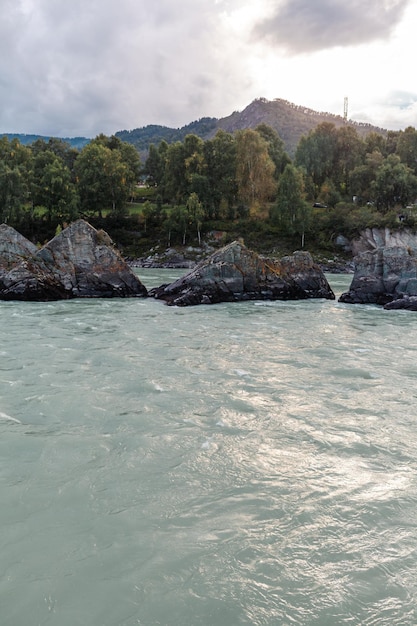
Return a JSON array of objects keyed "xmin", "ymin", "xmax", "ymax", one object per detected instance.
[{"xmin": 344, "ymin": 96, "xmax": 348, "ymax": 121}]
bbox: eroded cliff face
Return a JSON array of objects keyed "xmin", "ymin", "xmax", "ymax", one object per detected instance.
[
  {"xmin": 340, "ymin": 228, "xmax": 417, "ymax": 309},
  {"xmin": 351, "ymin": 228, "xmax": 417, "ymax": 256},
  {"xmin": 150, "ymin": 241, "xmax": 335, "ymax": 306},
  {"xmin": 0, "ymin": 220, "xmax": 147, "ymax": 300}
]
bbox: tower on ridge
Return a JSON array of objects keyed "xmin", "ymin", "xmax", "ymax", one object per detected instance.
[{"xmin": 344, "ymin": 97, "xmax": 348, "ymax": 121}]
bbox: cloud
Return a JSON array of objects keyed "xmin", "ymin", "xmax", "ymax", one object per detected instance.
[
  {"xmin": 0, "ymin": 0, "xmax": 415, "ymax": 137},
  {"xmin": 0, "ymin": 0, "xmax": 253, "ymax": 137},
  {"xmin": 252, "ymin": 0, "xmax": 410, "ymax": 55},
  {"xmin": 352, "ymin": 91, "xmax": 417, "ymax": 130}
]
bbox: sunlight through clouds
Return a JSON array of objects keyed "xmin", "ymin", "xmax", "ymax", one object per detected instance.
[{"xmin": 0, "ymin": 0, "xmax": 415, "ymax": 136}]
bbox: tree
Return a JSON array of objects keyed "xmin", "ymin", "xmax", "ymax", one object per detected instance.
[
  {"xmin": 144, "ymin": 143, "xmax": 164, "ymax": 187},
  {"xmin": 31, "ymin": 150, "xmax": 78, "ymax": 222},
  {"xmin": 31, "ymin": 137, "xmax": 79, "ymax": 172},
  {"xmin": 271, "ymin": 164, "xmax": 311, "ymax": 247},
  {"xmin": 372, "ymin": 154, "xmax": 417, "ymax": 212},
  {"xmin": 186, "ymin": 192, "xmax": 205, "ymax": 244},
  {"xmin": 163, "ymin": 142, "xmax": 187, "ymax": 203},
  {"xmin": 334, "ymin": 126, "xmax": 363, "ymax": 194},
  {"xmin": 396, "ymin": 126, "xmax": 417, "ymax": 175},
  {"xmin": 0, "ymin": 161, "xmax": 26, "ymax": 223},
  {"xmin": 255, "ymin": 123, "xmax": 290, "ymax": 178},
  {"xmin": 75, "ymin": 138, "xmax": 135, "ymax": 217},
  {"xmin": 364, "ymin": 132, "xmax": 387, "ymax": 157},
  {"xmin": 349, "ymin": 150, "xmax": 384, "ymax": 203},
  {"xmin": 75, "ymin": 143, "xmax": 111, "ymax": 217},
  {"xmin": 295, "ymin": 122, "xmax": 338, "ymax": 195},
  {"xmin": 204, "ymin": 130, "xmax": 237, "ymax": 218},
  {"xmin": 235, "ymin": 129, "xmax": 276, "ymax": 215},
  {"xmin": 0, "ymin": 137, "xmax": 32, "ymax": 223}
]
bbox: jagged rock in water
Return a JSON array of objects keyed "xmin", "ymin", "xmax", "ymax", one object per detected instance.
[
  {"xmin": 339, "ymin": 245, "xmax": 417, "ymax": 308},
  {"xmin": 0, "ymin": 220, "xmax": 147, "ymax": 301},
  {"xmin": 149, "ymin": 241, "xmax": 334, "ymax": 306}
]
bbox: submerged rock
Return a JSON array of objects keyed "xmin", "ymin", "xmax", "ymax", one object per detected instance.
[
  {"xmin": 339, "ymin": 245, "xmax": 417, "ymax": 308},
  {"xmin": 149, "ymin": 241, "xmax": 334, "ymax": 306},
  {"xmin": 0, "ymin": 220, "xmax": 147, "ymax": 300}
]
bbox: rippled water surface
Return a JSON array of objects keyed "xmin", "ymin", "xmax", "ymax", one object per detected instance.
[{"xmin": 1, "ymin": 271, "xmax": 417, "ymax": 625}]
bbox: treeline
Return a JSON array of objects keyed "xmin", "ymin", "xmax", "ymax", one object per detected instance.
[
  {"xmin": 0, "ymin": 134, "xmax": 141, "ymax": 240},
  {"xmin": 1, "ymin": 122, "xmax": 417, "ymax": 252},
  {"xmin": 140, "ymin": 122, "xmax": 417, "ymax": 248}
]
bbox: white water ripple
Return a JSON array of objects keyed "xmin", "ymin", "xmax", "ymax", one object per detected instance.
[{"xmin": 0, "ymin": 271, "xmax": 417, "ymax": 625}]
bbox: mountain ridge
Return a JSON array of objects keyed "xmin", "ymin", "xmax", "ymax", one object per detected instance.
[
  {"xmin": 116, "ymin": 97, "xmax": 388, "ymax": 157},
  {"xmin": 1, "ymin": 97, "xmax": 389, "ymax": 157}
]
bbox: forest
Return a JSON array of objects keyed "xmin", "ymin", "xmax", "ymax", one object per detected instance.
[{"xmin": 1, "ymin": 121, "xmax": 417, "ymax": 258}]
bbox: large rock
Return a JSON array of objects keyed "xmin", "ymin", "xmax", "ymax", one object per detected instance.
[
  {"xmin": 339, "ymin": 245, "xmax": 417, "ymax": 307},
  {"xmin": 0, "ymin": 220, "xmax": 147, "ymax": 300},
  {"xmin": 149, "ymin": 241, "xmax": 335, "ymax": 306},
  {"xmin": 0, "ymin": 223, "xmax": 38, "ymax": 267},
  {"xmin": 351, "ymin": 227, "xmax": 417, "ymax": 256}
]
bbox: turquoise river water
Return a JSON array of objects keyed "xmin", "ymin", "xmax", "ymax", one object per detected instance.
[{"xmin": 1, "ymin": 271, "xmax": 417, "ymax": 625}]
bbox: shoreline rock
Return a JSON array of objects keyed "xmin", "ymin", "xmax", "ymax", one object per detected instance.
[
  {"xmin": 128, "ymin": 248, "xmax": 353, "ymax": 274},
  {"xmin": 339, "ymin": 245, "xmax": 417, "ymax": 309},
  {"xmin": 149, "ymin": 241, "xmax": 335, "ymax": 306},
  {"xmin": 0, "ymin": 220, "xmax": 148, "ymax": 301}
]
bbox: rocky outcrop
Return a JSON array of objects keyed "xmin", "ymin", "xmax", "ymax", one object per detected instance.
[
  {"xmin": 0, "ymin": 224, "xmax": 38, "ymax": 267},
  {"xmin": 351, "ymin": 227, "xmax": 417, "ymax": 256},
  {"xmin": 0, "ymin": 220, "xmax": 147, "ymax": 300},
  {"xmin": 149, "ymin": 241, "xmax": 334, "ymax": 306},
  {"xmin": 339, "ymin": 245, "xmax": 417, "ymax": 307}
]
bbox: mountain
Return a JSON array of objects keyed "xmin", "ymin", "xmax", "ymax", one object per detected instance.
[
  {"xmin": 0, "ymin": 133, "xmax": 90, "ymax": 150},
  {"xmin": 115, "ymin": 97, "xmax": 388, "ymax": 157},
  {"xmin": 1, "ymin": 97, "xmax": 388, "ymax": 158}
]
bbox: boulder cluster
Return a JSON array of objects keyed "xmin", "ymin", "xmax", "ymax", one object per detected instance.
[
  {"xmin": 150, "ymin": 241, "xmax": 335, "ymax": 306},
  {"xmin": 0, "ymin": 221, "xmax": 335, "ymax": 305},
  {"xmin": 0, "ymin": 220, "xmax": 147, "ymax": 300}
]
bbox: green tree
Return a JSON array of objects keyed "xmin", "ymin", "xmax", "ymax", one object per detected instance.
[
  {"xmin": 144, "ymin": 143, "xmax": 164, "ymax": 187},
  {"xmin": 204, "ymin": 130, "xmax": 237, "ymax": 218},
  {"xmin": 31, "ymin": 152, "xmax": 78, "ymax": 222},
  {"xmin": 396, "ymin": 126, "xmax": 417, "ymax": 175},
  {"xmin": 163, "ymin": 142, "xmax": 187, "ymax": 203},
  {"xmin": 186, "ymin": 192, "xmax": 205, "ymax": 244},
  {"xmin": 0, "ymin": 137, "xmax": 32, "ymax": 224},
  {"xmin": 334, "ymin": 125, "xmax": 363, "ymax": 194},
  {"xmin": 75, "ymin": 143, "xmax": 111, "ymax": 217},
  {"xmin": 349, "ymin": 150, "xmax": 384, "ymax": 203},
  {"xmin": 364, "ymin": 132, "xmax": 387, "ymax": 157},
  {"xmin": 295, "ymin": 122, "xmax": 338, "ymax": 195},
  {"xmin": 271, "ymin": 164, "xmax": 310, "ymax": 247},
  {"xmin": 75, "ymin": 140, "xmax": 134, "ymax": 217},
  {"xmin": 372, "ymin": 154, "xmax": 417, "ymax": 212}
]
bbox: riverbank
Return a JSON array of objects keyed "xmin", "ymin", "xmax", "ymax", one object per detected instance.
[{"xmin": 127, "ymin": 245, "xmax": 354, "ymax": 274}]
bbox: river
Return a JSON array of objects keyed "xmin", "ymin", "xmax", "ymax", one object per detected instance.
[{"xmin": 0, "ymin": 271, "xmax": 416, "ymax": 625}]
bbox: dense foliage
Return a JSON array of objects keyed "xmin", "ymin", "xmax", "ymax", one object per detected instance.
[{"xmin": 1, "ymin": 120, "xmax": 417, "ymax": 256}]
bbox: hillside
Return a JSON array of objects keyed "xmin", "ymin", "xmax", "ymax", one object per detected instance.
[
  {"xmin": 115, "ymin": 97, "xmax": 388, "ymax": 157},
  {"xmin": 0, "ymin": 133, "xmax": 90, "ymax": 150},
  {"xmin": 1, "ymin": 97, "xmax": 388, "ymax": 158}
]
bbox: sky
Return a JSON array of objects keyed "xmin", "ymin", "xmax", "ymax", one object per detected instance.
[{"xmin": 1, "ymin": 0, "xmax": 416, "ymax": 138}]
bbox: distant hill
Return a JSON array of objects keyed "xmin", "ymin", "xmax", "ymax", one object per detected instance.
[
  {"xmin": 116, "ymin": 117, "xmax": 218, "ymax": 152},
  {"xmin": 0, "ymin": 133, "xmax": 90, "ymax": 150},
  {"xmin": 1, "ymin": 97, "xmax": 388, "ymax": 158},
  {"xmin": 115, "ymin": 97, "xmax": 388, "ymax": 157}
]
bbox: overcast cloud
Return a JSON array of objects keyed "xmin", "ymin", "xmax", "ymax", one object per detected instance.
[
  {"xmin": 252, "ymin": 0, "xmax": 409, "ymax": 54},
  {"xmin": 0, "ymin": 0, "xmax": 416, "ymax": 137}
]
